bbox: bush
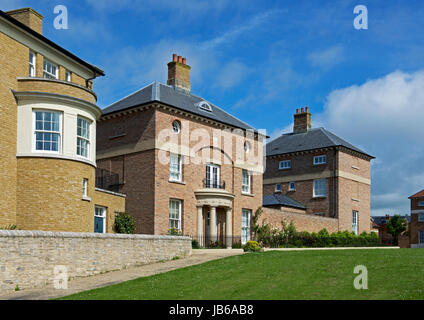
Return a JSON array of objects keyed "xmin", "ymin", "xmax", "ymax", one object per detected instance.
[
  {"xmin": 114, "ymin": 212, "xmax": 135, "ymax": 234},
  {"xmin": 242, "ymin": 240, "xmax": 261, "ymax": 252},
  {"xmin": 192, "ymin": 239, "xmax": 201, "ymax": 249},
  {"xmin": 232, "ymin": 242, "xmax": 242, "ymax": 249},
  {"xmin": 0, "ymin": 224, "xmax": 18, "ymax": 230},
  {"xmin": 167, "ymin": 227, "xmax": 183, "ymax": 236}
]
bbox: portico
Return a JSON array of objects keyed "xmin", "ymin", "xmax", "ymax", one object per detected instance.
[{"xmin": 195, "ymin": 189, "xmax": 235, "ymax": 248}]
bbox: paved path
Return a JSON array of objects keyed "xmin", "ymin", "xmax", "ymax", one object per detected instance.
[{"xmin": 0, "ymin": 249, "xmax": 244, "ymax": 300}]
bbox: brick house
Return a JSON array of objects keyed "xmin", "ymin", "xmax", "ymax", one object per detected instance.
[
  {"xmin": 96, "ymin": 54, "xmax": 265, "ymax": 247},
  {"xmin": 263, "ymin": 108, "xmax": 374, "ymax": 234},
  {"xmin": 371, "ymin": 215, "xmax": 410, "ymax": 245},
  {"xmin": 0, "ymin": 8, "xmax": 125, "ymax": 233},
  {"xmin": 407, "ymin": 190, "xmax": 424, "ymax": 248}
]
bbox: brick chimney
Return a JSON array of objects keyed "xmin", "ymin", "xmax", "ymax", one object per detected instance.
[
  {"xmin": 293, "ymin": 107, "xmax": 312, "ymax": 134},
  {"xmin": 167, "ymin": 53, "xmax": 191, "ymax": 92},
  {"xmin": 6, "ymin": 8, "xmax": 43, "ymax": 34}
]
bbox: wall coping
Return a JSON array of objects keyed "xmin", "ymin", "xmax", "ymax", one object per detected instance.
[
  {"xmin": 0, "ymin": 230, "xmax": 191, "ymax": 240},
  {"xmin": 95, "ymin": 187, "xmax": 126, "ymax": 198},
  {"xmin": 263, "ymin": 207, "xmax": 338, "ymax": 222}
]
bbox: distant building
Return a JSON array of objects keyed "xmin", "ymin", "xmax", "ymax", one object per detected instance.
[
  {"xmin": 263, "ymin": 108, "xmax": 374, "ymax": 234},
  {"xmin": 408, "ymin": 190, "xmax": 424, "ymax": 248}
]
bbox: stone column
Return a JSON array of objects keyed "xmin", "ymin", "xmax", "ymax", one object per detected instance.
[
  {"xmin": 197, "ymin": 206, "xmax": 203, "ymax": 246},
  {"xmin": 210, "ymin": 206, "xmax": 217, "ymax": 243},
  {"xmin": 225, "ymin": 208, "xmax": 232, "ymax": 249}
]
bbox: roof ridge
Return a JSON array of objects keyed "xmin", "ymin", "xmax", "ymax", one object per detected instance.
[{"xmin": 103, "ymin": 82, "xmax": 155, "ymax": 110}]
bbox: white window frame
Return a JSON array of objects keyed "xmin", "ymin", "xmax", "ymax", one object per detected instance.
[
  {"xmin": 314, "ymin": 155, "xmax": 327, "ymax": 165},
  {"xmin": 169, "ymin": 199, "xmax": 182, "ymax": 231},
  {"xmin": 94, "ymin": 206, "xmax": 106, "ymax": 234},
  {"xmin": 65, "ymin": 70, "xmax": 71, "ymax": 82},
  {"xmin": 275, "ymin": 184, "xmax": 282, "ymax": 192},
  {"xmin": 77, "ymin": 117, "xmax": 91, "ymax": 159},
  {"xmin": 419, "ymin": 230, "xmax": 424, "ymax": 244},
  {"xmin": 169, "ymin": 153, "xmax": 182, "ymax": 182},
  {"xmin": 352, "ymin": 211, "xmax": 359, "ymax": 235},
  {"xmin": 172, "ymin": 120, "xmax": 181, "ymax": 134},
  {"xmin": 242, "ymin": 170, "xmax": 251, "ymax": 194},
  {"xmin": 43, "ymin": 59, "xmax": 58, "ymax": 79},
  {"xmin": 418, "ymin": 213, "xmax": 424, "ymax": 222},
  {"xmin": 206, "ymin": 163, "xmax": 220, "ymax": 188},
  {"xmin": 313, "ymin": 179, "xmax": 327, "ymax": 198},
  {"xmin": 32, "ymin": 110, "xmax": 62, "ymax": 154},
  {"xmin": 242, "ymin": 209, "xmax": 251, "ymax": 244},
  {"xmin": 83, "ymin": 178, "xmax": 88, "ymax": 197},
  {"xmin": 288, "ymin": 181, "xmax": 296, "ymax": 191},
  {"xmin": 29, "ymin": 51, "xmax": 36, "ymax": 77},
  {"xmin": 279, "ymin": 160, "xmax": 291, "ymax": 170}
]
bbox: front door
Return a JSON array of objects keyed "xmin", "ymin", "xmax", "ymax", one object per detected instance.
[{"xmin": 94, "ymin": 206, "xmax": 106, "ymax": 233}]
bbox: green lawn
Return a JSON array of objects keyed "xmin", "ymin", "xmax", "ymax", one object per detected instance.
[{"xmin": 58, "ymin": 249, "xmax": 424, "ymax": 300}]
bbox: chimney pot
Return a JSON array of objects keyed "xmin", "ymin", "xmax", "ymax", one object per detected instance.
[
  {"xmin": 293, "ymin": 106, "xmax": 312, "ymax": 133},
  {"xmin": 167, "ymin": 53, "xmax": 191, "ymax": 92}
]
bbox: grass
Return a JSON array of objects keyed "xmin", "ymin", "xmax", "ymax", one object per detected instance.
[{"xmin": 58, "ymin": 249, "xmax": 424, "ymax": 300}]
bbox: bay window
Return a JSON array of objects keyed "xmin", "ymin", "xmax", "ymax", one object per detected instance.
[
  {"xmin": 77, "ymin": 117, "xmax": 90, "ymax": 158},
  {"xmin": 34, "ymin": 111, "xmax": 61, "ymax": 153},
  {"xmin": 43, "ymin": 59, "xmax": 58, "ymax": 79}
]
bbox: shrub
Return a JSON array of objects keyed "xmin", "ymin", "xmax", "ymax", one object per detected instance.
[
  {"xmin": 242, "ymin": 240, "xmax": 261, "ymax": 252},
  {"xmin": 0, "ymin": 224, "xmax": 18, "ymax": 230},
  {"xmin": 232, "ymin": 242, "xmax": 242, "ymax": 249},
  {"xmin": 167, "ymin": 227, "xmax": 183, "ymax": 236},
  {"xmin": 192, "ymin": 239, "xmax": 201, "ymax": 249},
  {"xmin": 114, "ymin": 212, "xmax": 135, "ymax": 234}
]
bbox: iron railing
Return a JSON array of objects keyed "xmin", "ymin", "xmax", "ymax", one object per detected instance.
[
  {"xmin": 95, "ymin": 168, "xmax": 121, "ymax": 193},
  {"xmin": 202, "ymin": 179, "xmax": 226, "ymax": 190}
]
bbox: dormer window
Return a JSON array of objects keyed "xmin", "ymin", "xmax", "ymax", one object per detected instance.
[{"xmin": 196, "ymin": 101, "xmax": 212, "ymax": 112}]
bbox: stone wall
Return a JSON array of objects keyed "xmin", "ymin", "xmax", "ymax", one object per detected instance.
[
  {"xmin": 0, "ymin": 230, "xmax": 192, "ymax": 291},
  {"xmin": 262, "ymin": 207, "xmax": 339, "ymax": 233}
]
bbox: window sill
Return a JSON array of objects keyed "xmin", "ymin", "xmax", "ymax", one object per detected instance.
[
  {"xmin": 242, "ymin": 192, "xmax": 255, "ymax": 197},
  {"xmin": 313, "ymin": 163, "xmax": 327, "ymax": 166},
  {"xmin": 351, "ymin": 198, "xmax": 360, "ymax": 202},
  {"xmin": 169, "ymin": 179, "xmax": 186, "ymax": 185},
  {"xmin": 82, "ymin": 196, "xmax": 91, "ymax": 202},
  {"xmin": 312, "ymin": 195, "xmax": 327, "ymax": 199}
]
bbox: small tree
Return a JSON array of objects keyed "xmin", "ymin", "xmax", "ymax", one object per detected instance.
[
  {"xmin": 114, "ymin": 212, "xmax": 135, "ymax": 234},
  {"xmin": 251, "ymin": 207, "xmax": 263, "ymax": 241},
  {"xmin": 386, "ymin": 215, "xmax": 407, "ymax": 245}
]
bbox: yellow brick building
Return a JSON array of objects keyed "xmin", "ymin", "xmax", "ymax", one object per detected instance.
[{"xmin": 0, "ymin": 8, "xmax": 125, "ymax": 233}]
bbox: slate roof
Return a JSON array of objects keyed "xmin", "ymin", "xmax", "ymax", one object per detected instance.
[
  {"xmin": 266, "ymin": 127, "xmax": 374, "ymax": 158},
  {"xmin": 0, "ymin": 10, "xmax": 104, "ymax": 76},
  {"xmin": 409, "ymin": 189, "xmax": 424, "ymax": 199},
  {"xmin": 102, "ymin": 82, "xmax": 257, "ymax": 132},
  {"xmin": 371, "ymin": 215, "xmax": 411, "ymax": 226},
  {"xmin": 262, "ymin": 194, "xmax": 306, "ymax": 210}
]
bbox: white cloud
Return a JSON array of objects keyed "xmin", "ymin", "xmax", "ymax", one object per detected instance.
[
  {"xmin": 307, "ymin": 45, "xmax": 344, "ymax": 69},
  {"xmin": 213, "ymin": 60, "xmax": 250, "ymax": 90},
  {"xmin": 320, "ymin": 70, "xmax": 424, "ymax": 216}
]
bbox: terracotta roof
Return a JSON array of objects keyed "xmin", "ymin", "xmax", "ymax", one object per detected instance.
[{"xmin": 409, "ymin": 189, "xmax": 424, "ymax": 199}]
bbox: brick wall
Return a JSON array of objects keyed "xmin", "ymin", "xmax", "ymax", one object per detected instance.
[
  {"xmin": 262, "ymin": 207, "xmax": 339, "ymax": 233},
  {"xmin": 409, "ymin": 213, "xmax": 424, "ymax": 246},
  {"xmin": 93, "ymin": 188, "xmax": 126, "ymax": 233},
  {"xmin": 0, "ymin": 230, "xmax": 192, "ymax": 291}
]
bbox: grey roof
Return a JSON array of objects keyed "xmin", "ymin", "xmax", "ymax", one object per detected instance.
[
  {"xmin": 266, "ymin": 127, "xmax": 374, "ymax": 158},
  {"xmin": 372, "ymin": 215, "xmax": 411, "ymax": 226},
  {"xmin": 263, "ymin": 194, "xmax": 306, "ymax": 210},
  {"xmin": 102, "ymin": 82, "xmax": 256, "ymax": 131}
]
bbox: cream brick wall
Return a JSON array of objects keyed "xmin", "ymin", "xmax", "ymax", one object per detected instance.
[{"xmin": 0, "ymin": 230, "xmax": 192, "ymax": 291}]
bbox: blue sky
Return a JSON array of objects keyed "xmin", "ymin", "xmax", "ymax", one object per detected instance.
[{"xmin": 3, "ymin": 0, "xmax": 424, "ymax": 216}]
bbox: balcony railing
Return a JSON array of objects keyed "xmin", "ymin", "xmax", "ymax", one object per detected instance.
[
  {"xmin": 202, "ymin": 179, "xmax": 226, "ymax": 190},
  {"xmin": 95, "ymin": 168, "xmax": 121, "ymax": 193}
]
